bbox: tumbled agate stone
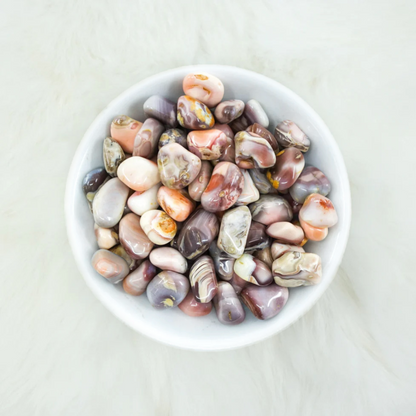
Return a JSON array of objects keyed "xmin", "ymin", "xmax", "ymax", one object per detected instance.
[
  {"xmin": 201, "ymin": 162, "xmax": 244, "ymax": 212},
  {"xmin": 157, "ymin": 143, "xmax": 201, "ymax": 189},
  {"xmin": 217, "ymin": 206, "xmax": 252, "ymax": 258},
  {"xmin": 213, "ymin": 282, "xmax": 245, "ymax": 325},
  {"xmin": 189, "ymin": 255, "xmax": 218, "ymax": 303},
  {"xmin": 177, "ymin": 208, "xmax": 219, "ymax": 259},
  {"xmin": 182, "ymin": 72, "xmax": 224, "ymax": 107},
  {"xmin": 146, "ymin": 271, "xmax": 190, "ymax": 309},
  {"xmin": 241, "ymin": 284, "xmax": 289, "ymax": 320},
  {"xmin": 272, "ymin": 251, "xmax": 322, "ymax": 287}
]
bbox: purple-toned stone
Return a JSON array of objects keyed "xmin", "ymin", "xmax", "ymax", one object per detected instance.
[
  {"xmin": 214, "ymin": 99, "xmax": 245, "ymax": 124},
  {"xmin": 246, "ymin": 123, "xmax": 279, "ymax": 151},
  {"xmin": 233, "ymin": 253, "xmax": 273, "ymax": 286},
  {"xmin": 201, "ymin": 162, "xmax": 244, "ymax": 212},
  {"xmin": 178, "ymin": 291, "xmax": 213, "ymax": 317},
  {"xmin": 82, "ymin": 167, "xmax": 109, "ymax": 208},
  {"xmin": 188, "ymin": 161, "xmax": 212, "ymax": 202},
  {"xmin": 248, "ymin": 168, "xmax": 277, "ymax": 195},
  {"xmin": 189, "ymin": 255, "xmax": 218, "ymax": 303},
  {"xmin": 177, "ymin": 208, "xmax": 219, "ymax": 259},
  {"xmin": 289, "ymin": 166, "xmax": 331, "ymax": 204},
  {"xmin": 122, "ymin": 260, "xmax": 157, "ymax": 296},
  {"xmin": 244, "ymin": 99, "xmax": 269, "ymax": 127},
  {"xmin": 235, "ymin": 131, "xmax": 276, "ymax": 169},
  {"xmin": 92, "ymin": 177, "xmax": 130, "ymax": 228},
  {"xmin": 143, "ymin": 95, "xmax": 178, "ymax": 127},
  {"xmin": 241, "ymin": 284, "xmax": 289, "ymax": 320},
  {"xmin": 146, "ymin": 271, "xmax": 190, "ymax": 309},
  {"xmin": 267, "ymin": 147, "xmax": 305, "ymax": 191},
  {"xmin": 249, "ymin": 194, "xmax": 293, "ymax": 225},
  {"xmin": 274, "ymin": 120, "xmax": 310, "ymax": 152},
  {"xmin": 177, "ymin": 95, "xmax": 215, "ymax": 130},
  {"xmin": 213, "ymin": 282, "xmax": 245, "ymax": 325},
  {"xmin": 133, "ymin": 118, "xmax": 164, "ymax": 159},
  {"xmin": 253, "ymin": 247, "xmax": 273, "ymax": 269},
  {"xmin": 208, "ymin": 240, "xmax": 235, "ymax": 281},
  {"xmin": 245, "ymin": 221, "xmax": 271, "ymax": 252}
]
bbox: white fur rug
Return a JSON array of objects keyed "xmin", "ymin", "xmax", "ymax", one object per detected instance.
[{"xmin": 1, "ymin": 0, "xmax": 415, "ymax": 415}]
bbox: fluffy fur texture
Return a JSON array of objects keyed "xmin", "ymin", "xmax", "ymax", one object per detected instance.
[{"xmin": 1, "ymin": 0, "xmax": 416, "ymax": 415}]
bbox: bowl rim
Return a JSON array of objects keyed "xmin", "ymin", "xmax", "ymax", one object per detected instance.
[{"xmin": 65, "ymin": 64, "xmax": 351, "ymax": 351}]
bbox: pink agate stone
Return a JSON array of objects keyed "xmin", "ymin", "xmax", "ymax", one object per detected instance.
[
  {"xmin": 182, "ymin": 72, "xmax": 224, "ymax": 107},
  {"xmin": 110, "ymin": 115, "xmax": 143, "ymax": 154}
]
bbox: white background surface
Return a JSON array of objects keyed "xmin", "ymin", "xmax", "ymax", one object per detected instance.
[{"xmin": 1, "ymin": 1, "xmax": 415, "ymax": 415}]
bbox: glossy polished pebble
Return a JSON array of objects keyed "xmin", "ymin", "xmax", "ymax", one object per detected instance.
[
  {"xmin": 245, "ymin": 221, "xmax": 270, "ymax": 252},
  {"xmin": 177, "ymin": 95, "xmax": 215, "ymax": 130},
  {"xmin": 91, "ymin": 249, "xmax": 129, "ymax": 284},
  {"xmin": 143, "ymin": 95, "xmax": 177, "ymax": 127},
  {"xmin": 244, "ymin": 99, "xmax": 269, "ymax": 127},
  {"xmin": 209, "ymin": 240, "xmax": 235, "ymax": 281},
  {"xmin": 219, "ymin": 135, "xmax": 235, "ymax": 163},
  {"xmin": 103, "ymin": 137, "xmax": 125, "ymax": 177},
  {"xmin": 158, "ymin": 143, "xmax": 201, "ymax": 189},
  {"xmin": 241, "ymin": 284, "xmax": 289, "ymax": 320},
  {"xmin": 201, "ymin": 162, "xmax": 244, "ymax": 212},
  {"xmin": 140, "ymin": 210, "xmax": 177, "ymax": 245},
  {"xmin": 146, "ymin": 271, "xmax": 190, "ymax": 309},
  {"xmin": 157, "ymin": 186, "xmax": 195, "ymax": 222},
  {"xmin": 213, "ymin": 123, "xmax": 234, "ymax": 139},
  {"xmin": 149, "ymin": 247, "xmax": 187, "ymax": 274},
  {"xmin": 213, "ymin": 282, "xmax": 245, "ymax": 325},
  {"xmin": 267, "ymin": 147, "xmax": 305, "ymax": 190},
  {"xmin": 217, "ymin": 206, "xmax": 252, "ymax": 258},
  {"xmin": 159, "ymin": 128, "xmax": 187, "ymax": 149},
  {"xmin": 187, "ymin": 129, "xmax": 228, "ymax": 160},
  {"xmin": 234, "ymin": 253, "xmax": 273, "ymax": 286},
  {"xmin": 178, "ymin": 291, "xmax": 213, "ymax": 317},
  {"xmin": 214, "ymin": 99, "xmax": 245, "ymax": 124},
  {"xmin": 117, "ymin": 156, "xmax": 160, "ymax": 192},
  {"xmin": 266, "ymin": 221, "xmax": 305, "ymax": 245},
  {"xmin": 177, "ymin": 208, "xmax": 219, "ymax": 259},
  {"xmin": 299, "ymin": 193, "xmax": 338, "ymax": 228},
  {"xmin": 271, "ymin": 241, "xmax": 305, "ymax": 260},
  {"xmin": 119, "ymin": 213, "xmax": 154, "ymax": 259},
  {"xmin": 254, "ymin": 246, "xmax": 274, "ymax": 268},
  {"xmin": 82, "ymin": 167, "xmax": 109, "ymax": 206},
  {"xmin": 94, "ymin": 223, "xmax": 119, "ymax": 250},
  {"xmin": 248, "ymin": 168, "xmax": 276, "ymax": 195},
  {"xmin": 123, "ymin": 260, "xmax": 157, "ymax": 296},
  {"xmin": 110, "ymin": 244, "xmax": 140, "ymax": 271},
  {"xmin": 110, "ymin": 115, "xmax": 143, "ymax": 154},
  {"xmin": 272, "ymin": 251, "xmax": 322, "ymax": 287},
  {"xmin": 290, "ymin": 166, "xmax": 331, "ymax": 204},
  {"xmin": 235, "ymin": 169, "xmax": 260, "ymax": 206},
  {"xmin": 182, "ymin": 72, "xmax": 224, "ymax": 107},
  {"xmin": 235, "ymin": 131, "xmax": 276, "ymax": 169},
  {"xmin": 127, "ymin": 183, "xmax": 161, "ymax": 216},
  {"xmin": 93, "ymin": 178, "xmax": 129, "ymax": 228},
  {"xmin": 229, "ymin": 114, "xmax": 250, "ymax": 134},
  {"xmin": 189, "ymin": 255, "xmax": 218, "ymax": 303},
  {"xmin": 282, "ymin": 193, "xmax": 302, "ymax": 215},
  {"xmin": 274, "ymin": 120, "xmax": 310, "ymax": 152},
  {"xmin": 133, "ymin": 118, "xmax": 164, "ymax": 159},
  {"xmin": 246, "ymin": 123, "xmax": 279, "ymax": 151},
  {"xmin": 300, "ymin": 217, "xmax": 328, "ymax": 241},
  {"xmin": 188, "ymin": 161, "xmax": 212, "ymax": 202},
  {"xmin": 249, "ymin": 194, "xmax": 293, "ymax": 225}
]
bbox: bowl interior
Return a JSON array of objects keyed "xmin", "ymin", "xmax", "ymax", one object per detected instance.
[{"xmin": 65, "ymin": 65, "xmax": 350, "ymax": 351}]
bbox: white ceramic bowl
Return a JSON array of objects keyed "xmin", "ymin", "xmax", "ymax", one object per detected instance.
[{"xmin": 65, "ymin": 65, "xmax": 351, "ymax": 351}]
